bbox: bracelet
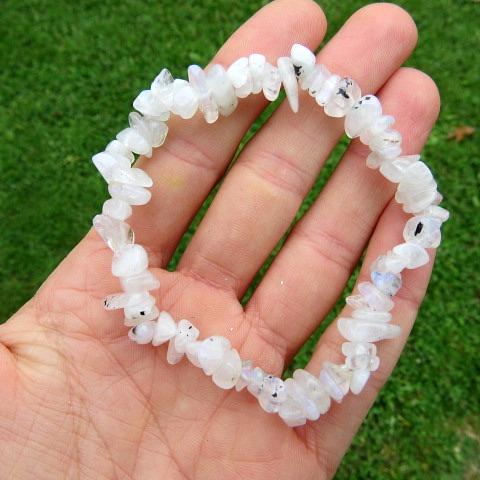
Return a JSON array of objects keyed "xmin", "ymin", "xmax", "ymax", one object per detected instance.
[{"xmin": 92, "ymin": 43, "xmax": 448, "ymax": 427}]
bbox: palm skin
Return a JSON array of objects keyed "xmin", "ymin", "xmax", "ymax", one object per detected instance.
[
  {"xmin": 1, "ymin": 235, "xmax": 319, "ymax": 479},
  {"xmin": 0, "ymin": 1, "xmax": 442, "ymax": 479}
]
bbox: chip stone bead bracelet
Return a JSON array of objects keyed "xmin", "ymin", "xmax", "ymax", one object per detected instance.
[{"xmin": 92, "ymin": 43, "xmax": 449, "ymax": 428}]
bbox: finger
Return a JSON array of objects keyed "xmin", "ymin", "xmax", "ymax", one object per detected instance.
[
  {"xmin": 305, "ymin": 197, "xmax": 436, "ymax": 476},
  {"xmin": 178, "ymin": 3, "xmax": 418, "ymax": 296},
  {"xmin": 245, "ymin": 67, "xmax": 440, "ymax": 368},
  {"xmin": 130, "ymin": 0, "xmax": 327, "ymax": 266}
]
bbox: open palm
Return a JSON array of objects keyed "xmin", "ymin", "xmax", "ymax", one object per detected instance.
[{"xmin": 0, "ymin": 1, "xmax": 441, "ymax": 479}]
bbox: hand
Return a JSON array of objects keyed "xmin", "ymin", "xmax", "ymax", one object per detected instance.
[{"xmin": 0, "ymin": 1, "xmax": 440, "ymax": 478}]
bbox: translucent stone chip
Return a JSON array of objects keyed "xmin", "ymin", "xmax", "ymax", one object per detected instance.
[
  {"xmin": 128, "ymin": 321, "xmax": 155, "ymax": 345},
  {"xmin": 206, "ymin": 64, "xmax": 238, "ymax": 117},
  {"xmin": 337, "ymin": 317, "xmax": 401, "ymax": 343},
  {"xmin": 108, "ymin": 182, "xmax": 152, "ymax": 206},
  {"xmin": 92, "ymin": 214, "xmax": 134, "ymax": 253},
  {"xmin": 290, "ymin": 43, "xmax": 316, "ymax": 82},
  {"xmin": 344, "ymin": 95, "xmax": 382, "ymax": 138},
  {"xmin": 152, "ymin": 311, "xmax": 177, "ymax": 347},
  {"xmin": 212, "ymin": 348, "xmax": 242, "ymax": 390},
  {"xmin": 403, "ymin": 216, "xmax": 442, "ymax": 248},
  {"xmin": 277, "ymin": 56, "xmax": 299, "ymax": 113},
  {"xmin": 262, "ymin": 62, "xmax": 281, "ymax": 102},
  {"xmin": 111, "ymin": 244, "xmax": 149, "ymax": 278}
]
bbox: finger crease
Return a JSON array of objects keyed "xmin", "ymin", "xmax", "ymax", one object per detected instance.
[
  {"xmin": 293, "ymin": 225, "xmax": 359, "ymax": 275},
  {"xmin": 238, "ymin": 147, "xmax": 312, "ymax": 200},
  {"xmin": 162, "ymin": 134, "xmax": 221, "ymax": 174}
]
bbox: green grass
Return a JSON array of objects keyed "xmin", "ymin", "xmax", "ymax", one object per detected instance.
[{"xmin": 0, "ymin": 0, "xmax": 479, "ymax": 478}]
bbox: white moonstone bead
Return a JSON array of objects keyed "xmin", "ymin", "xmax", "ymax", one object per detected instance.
[
  {"xmin": 306, "ymin": 64, "xmax": 330, "ymax": 95},
  {"xmin": 337, "ymin": 317, "xmax": 401, "ymax": 343},
  {"xmin": 396, "ymin": 160, "xmax": 435, "ymax": 187},
  {"xmin": 341, "ymin": 342, "xmax": 377, "ymax": 357},
  {"xmin": 234, "ymin": 360, "xmax": 253, "ymax": 392},
  {"xmin": 433, "ymin": 191, "xmax": 443, "ymax": 205},
  {"xmin": 277, "ymin": 56, "xmax": 299, "ymax": 113},
  {"xmin": 345, "ymin": 294, "xmax": 371, "ymax": 311},
  {"xmin": 108, "ymin": 182, "xmax": 152, "ymax": 206},
  {"xmin": 262, "ymin": 62, "xmax": 281, "ymax": 101},
  {"xmin": 324, "ymin": 77, "xmax": 361, "ymax": 118},
  {"xmin": 350, "ymin": 368, "xmax": 371, "ymax": 395},
  {"xmin": 379, "ymin": 154, "xmax": 419, "ymax": 182},
  {"xmin": 174, "ymin": 319, "xmax": 200, "ymax": 353},
  {"xmin": 92, "ymin": 152, "xmax": 132, "ymax": 183},
  {"xmin": 399, "ymin": 188, "xmax": 438, "ymax": 214},
  {"xmin": 206, "ymin": 64, "xmax": 238, "ymax": 116},
  {"xmin": 319, "ymin": 362, "xmax": 351, "ymax": 403},
  {"xmin": 278, "ymin": 397, "xmax": 307, "ymax": 427},
  {"xmin": 290, "ymin": 43, "xmax": 316, "ymax": 82},
  {"xmin": 102, "ymin": 198, "xmax": 132, "ymax": 221},
  {"xmin": 197, "ymin": 336, "xmax": 231, "ymax": 375},
  {"xmin": 246, "ymin": 366, "xmax": 266, "ymax": 397},
  {"xmin": 152, "ymin": 311, "xmax": 177, "ymax": 346},
  {"xmin": 370, "ymin": 270, "xmax": 402, "ymax": 297},
  {"xmin": 103, "ymin": 291, "xmax": 151, "ymax": 310},
  {"xmin": 109, "ymin": 167, "xmax": 153, "ymax": 188},
  {"xmin": 188, "ymin": 64, "xmax": 219, "ymax": 124},
  {"xmin": 345, "ymin": 353, "xmax": 379, "ymax": 371},
  {"xmin": 117, "ymin": 127, "xmax": 151, "ymax": 157},
  {"xmin": 396, "ymin": 162, "xmax": 437, "ymax": 213},
  {"xmin": 315, "ymin": 74, "xmax": 340, "ymax": 107},
  {"xmin": 92, "ymin": 214, "xmax": 133, "ymax": 253},
  {"xmin": 128, "ymin": 321, "xmax": 155, "ymax": 345},
  {"xmin": 370, "ymin": 356, "xmax": 380, "ymax": 371},
  {"xmin": 420, "ymin": 205, "xmax": 450, "ymax": 223},
  {"xmin": 344, "ymin": 95, "xmax": 382, "ymax": 138},
  {"xmin": 403, "ymin": 216, "xmax": 442, "ymax": 248},
  {"xmin": 235, "ymin": 82, "xmax": 253, "ymax": 99},
  {"xmin": 185, "ymin": 341, "xmax": 203, "ymax": 367},
  {"xmin": 227, "ymin": 57, "xmax": 249, "ymax": 88},
  {"xmin": 171, "ymin": 79, "xmax": 199, "ymax": 119},
  {"xmin": 133, "ymin": 90, "xmax": 170, "ymax": 120},
  {"xmin": 111, "ymin": 244, "xmax": 148, "ymax": 277},
  {"xmin": 249, "ymin": 53, "xmax": 266, "ymax": 94},
  {"xmin": 120, "ymin": 269, "xmax": 160, "ymax": 293},
  {"xmin": 258, "ymin": 392, "xmax": 281, "ymax": 414},
  {"xmin": 124, "ymin": 294, "xmax": 156, "ymax": 321},
  {"xmin": 258, "ymin": 375, "xmax": 287, "ymax": 413},
  {"xmin": 263, "ymin": 375, "xmax": 287, "ymax": 401},
  {"xmin": 360, "ymin": 115, "xmax": 395, "ymax": 146},
  {"xmin": 366, "ymin": 151, "xmax": 386, "ymax": 170},
  {"xmin": 128, "ymin": 111, "xmax": 168, "ymax": 149},
  {"xmin": 212, "ymin": 348, "xmax": 242, "ymax": 389},
  {"xmin": 167, "ymin": 336, "xmax": 184, "ymax": 365},
  {"xmin": 227, "ymin": 57, "xmax": 253, "ymax": 98},
  {"xmin": 293, "ymin": 369, "xmax": 331, "ymax": 414},
  {"xmin": 392, "ymin": 242, "xmax": 430, "ymax": 269},
  {"xmin": 368, "ymin": 129, "xmax": 402, "ymax": 159},
  {"xmin": 351, "ymin": 309, "xmax": 391, "ymax": 323},
  {"xmin": 380, "ymin": 251, "xmax": 409, "ymax": 274},
  {"xmin": 284, "ymin": 378, "xmax": 320, "ymax": 421},
  {"xmin": 124, "ymin": 305, "xmax": 160, "ymax": 327},
  {"xmin": 105, "ymin": 139, "xmax": 134, "ymax": 164},
  {"xmin": 358, "ymin": 282, "xmax": 395, "ymax": 311},
  {"xmin": 370, "ymin": 254, "xmax": 390, "ymax": 275},
  {"xmin": 143, "ymin": 117, "xmax": 168, "ymax": 148},
  {"xmin": 151, "ymin": 68, "xmax": 175, "ymax": 109}
]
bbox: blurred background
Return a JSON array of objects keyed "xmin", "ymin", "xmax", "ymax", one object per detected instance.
[{"xmin": 0, "ymin": 0, "xmax": 478, "ymax": 478}]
